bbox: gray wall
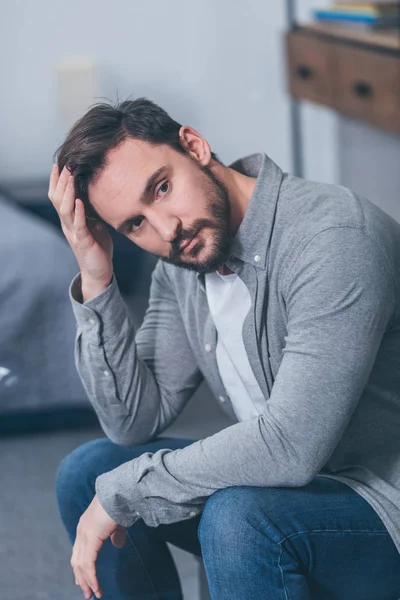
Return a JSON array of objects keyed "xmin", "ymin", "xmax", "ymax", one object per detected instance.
[
  {"xmin": 338, "ymin": 118, "xmax": 400, "ymax": 224},
  {"xmin": 0, "ymin": 1, "xmax": 289, "ymax": 178},
  {"xmin": 0, "ymin": 0, "xmax": 337, "ymax": 185},
  {"xmin": 2, "ymin": 2, "xmax": 394, "ymax": 221}
]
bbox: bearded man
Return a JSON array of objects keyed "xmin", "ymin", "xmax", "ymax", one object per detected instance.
[{"xmin": 52, "ymin": 98, "xmax": 400, "ymax": 600}]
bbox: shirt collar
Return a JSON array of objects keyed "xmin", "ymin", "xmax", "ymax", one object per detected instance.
[{"xmin": 197, "ymin": 152, "xmax": 283, "ymax": 285}]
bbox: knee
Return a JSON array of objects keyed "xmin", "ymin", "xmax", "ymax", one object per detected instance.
[
  {"xmin": 198, "ymin": 486, "xmax": 287, "ymax": 562},
  {"xmin": 55, "ymin": 438, "xmax": 113, "ymax": 513},
  {"xmin": 198, "ymin": 488, "xmax": 263, "ymax": 556}
]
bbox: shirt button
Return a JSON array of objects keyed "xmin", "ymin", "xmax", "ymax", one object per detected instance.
[
  {"xmin": 218, "ymin": 395, "xmax": 226, "ymax": 403},
  {"xmin": 103, "ymin": 370, "xmax": 110, "ymax": 377},
  {"xmin": 204, "ymin": 343, "xmax": 212, "ymax": 352},
  {"xmin": 88, "ymin": 318, "xmax": 95, "ymax": 325},
  {"xmin": 254, "ymin": 254, "xmax": 261, "ymax": 263}
]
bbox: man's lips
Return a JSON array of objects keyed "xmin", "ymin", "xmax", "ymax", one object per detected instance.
[{"xmin": 180, "ymin": 234, "xmax": 199, "ymax": 255}]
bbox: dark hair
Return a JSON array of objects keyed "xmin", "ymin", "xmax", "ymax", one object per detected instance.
[{"xmin": 55, "ymin": 97, "xmax": 221, "ymax": 215}]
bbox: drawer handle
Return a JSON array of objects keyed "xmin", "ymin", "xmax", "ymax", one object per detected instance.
[
  {"xmin": 296, "ymin": 65, "xmax": 313, "ymax": 80},
  {"xmin": 353, "ymin": 81, "xmax": 373, "ymax": 98}
]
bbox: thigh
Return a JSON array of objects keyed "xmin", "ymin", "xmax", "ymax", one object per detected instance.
[{"xmin": 248, "ymin": 475, "xmax": 400, "ymax": 600}]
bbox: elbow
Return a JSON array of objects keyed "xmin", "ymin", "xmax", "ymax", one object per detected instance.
[
  {"xmin": 101, "ymin": 419, "xmax": 160, "ymax": 448},
  {"xmin": 105, "ymin": 429, "xmax": 135, "ymax": 447},
  {"xmin": 279, "ymin": 471, "xmax": 315, "ymax": 488},
  {"xmin": 276, "ymin": 457, "xmax": 318, "ymax": 487},
  {"xmin": 105, "ymin": 428, "xmax": 156, "ymax": 447},
  {"xmin": 296, "ymin": 470, "xmax": 316, "ymax": 487},
  {"xmin": 294, "ymin": 460, "xmax": 319, "ymax": 486}
]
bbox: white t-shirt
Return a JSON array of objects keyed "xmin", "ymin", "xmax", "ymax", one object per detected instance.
[{"xmin": 205, "ymin": 270, "xmax": 266, "ymax": 421}]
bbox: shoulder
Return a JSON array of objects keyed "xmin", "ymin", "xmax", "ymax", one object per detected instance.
[
  {"xmin": 277, "ymin": 175, "xmax": 394, "ymax": 276},
  {"xmin": 283, "ymin": 225, "xmax": 395, "ymax": 317}
]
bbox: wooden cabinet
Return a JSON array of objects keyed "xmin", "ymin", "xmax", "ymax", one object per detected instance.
[
  {"xmin": 285, "ymin": 25, "xmax": 400, "ymax": 135},
  {"xmin": 286, "ymin": 32, "xmax": 335, "ymax": 107}
]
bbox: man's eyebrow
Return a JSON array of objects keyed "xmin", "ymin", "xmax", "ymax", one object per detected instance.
[{"xmin": 116, "ymin": 165, "xmax": 169, "ymax": 234}]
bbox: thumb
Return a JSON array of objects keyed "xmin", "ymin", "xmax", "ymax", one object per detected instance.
[{"xmin": 111, "ymin": 526, "xmax": 127, "ymax": 548}]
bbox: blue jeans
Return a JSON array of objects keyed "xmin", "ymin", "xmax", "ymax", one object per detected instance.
[{"xmin": 56, "ymin": 436, "xmax": 400, "ymax": 600}]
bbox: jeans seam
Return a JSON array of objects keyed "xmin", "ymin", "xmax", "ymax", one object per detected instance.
[
  {"xmin": 278, "ymin": 545, "xmax": 291, "ymax": 600},
  {"xmin": 125, "ymin": 530, "xmax": 160, "ymax": 600},
  {"xmin": 278, "ymin": 528, "xmax": 389, "ymax": 545}
]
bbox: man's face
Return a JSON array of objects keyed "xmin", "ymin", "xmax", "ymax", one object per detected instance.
[{"xmin": 88, "ymin": 138, "xmax": 232, "ymax": 274}]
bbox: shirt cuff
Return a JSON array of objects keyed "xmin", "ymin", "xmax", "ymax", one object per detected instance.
[
  {"xmin": 95, "ymin": 468, "xmax": 144, "ymax": 528},
  {"xmin": 69, "ymin": 272, "xmax": 130, "ymax": 342}
]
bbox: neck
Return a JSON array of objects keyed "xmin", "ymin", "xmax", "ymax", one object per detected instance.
[
  {"xmin": 209, "ymin": 161, "xmax": 257, "ymax": 237},
  {"xmin": 209, "ymin": 161, "xmax": 257, "ymax": 276}
]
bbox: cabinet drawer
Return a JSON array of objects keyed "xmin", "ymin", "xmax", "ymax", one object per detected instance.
[
  {"xmin": 286, "ymin": 31, "xmax": 335, "ymax": 107},
  {"xmin": 333, "ymin": 45, "xmax": 400, "ymax": 134}
]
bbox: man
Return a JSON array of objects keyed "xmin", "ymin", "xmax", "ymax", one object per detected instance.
[{"xmin": 53, "ymin": 98, "xmax": 400, "ymax": 600}]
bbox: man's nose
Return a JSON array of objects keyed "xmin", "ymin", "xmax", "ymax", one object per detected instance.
[{"xmin": 149, "ymin": 211, "xmax": 180, "ymax": 243}]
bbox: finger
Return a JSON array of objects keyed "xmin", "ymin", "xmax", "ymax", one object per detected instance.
[
  {"xmin": 73, "ymin": 198, "xmax": 90, "ymax": 239},
  {"xmin": 48, "ymin": 163, "xmax": 59, "ymax": 202},
  {"xmin": 78, "ymin": 551, "xmax": 101, "ymax": 596},
  {"xmin": 75, "ymin": 564, "xmax": 95, "ymax": 600},
  {"xmin": 85, "ymin": 567, "xmax": 102, "ymax": 599},
  {"xmin": 81, "ymin": 579, "xmax": 94, "ymax": 599},
  {"xmin": 111, "ymin": 526, "xmax": 126, "ymax": 548},
  {"xmin": 79, "ymin": 564, "xmax": 101, "ymax": 598},
  {"xmin": 52, "ymin": 165, "xmax": 71, "ymax": 210},
  {"xmin": 74, "ymin": 572, "xmax": 91, "ymax": 599},
  {"xmin": 59, "ymin": 175, "xmax": 76, "ymax": 230},
  {"xmin": 75, "ymin": 538, "xmax": 103, "ymax": 598},
  {"xmin": 82, "ymin": 541, "xmax": 103, "ymax": 593}
]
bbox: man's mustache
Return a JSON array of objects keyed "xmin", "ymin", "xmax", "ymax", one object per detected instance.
[{"xmin": 170, "ymin": 219, "xmax": 217, "ymax": 255}]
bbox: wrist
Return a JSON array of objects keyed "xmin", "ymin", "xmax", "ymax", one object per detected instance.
[{"xmin": 81, "ymin": 274, "xmax": 113, "ymax": 302}]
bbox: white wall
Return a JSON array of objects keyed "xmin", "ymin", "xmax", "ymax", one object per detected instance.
[{"xmin": 0, "ymin": 0, "xmax": 337, "ymax": 185}]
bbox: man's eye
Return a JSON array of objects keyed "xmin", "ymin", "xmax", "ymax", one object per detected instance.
[
  {"xmin": 156, "ymin": 181, "xmax": 169, "ymax": 197},
  {"xmin": 129, "ymin": 217, "xmax": 144, "ymax": 232}
]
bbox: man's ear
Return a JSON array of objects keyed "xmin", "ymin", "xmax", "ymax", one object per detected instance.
[{"xmin": 179, "ymin": 125, "xmax": 211, "ymax": 167}]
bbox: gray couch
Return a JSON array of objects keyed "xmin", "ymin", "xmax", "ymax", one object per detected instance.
[{"xmin": 0, "ymin": 195, "xmax": 88, "ymax": 420}]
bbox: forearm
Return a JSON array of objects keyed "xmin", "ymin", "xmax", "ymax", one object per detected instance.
[
  {"xmin": 95, "ymin": 408, "xmax": 309, "ymax": 528},
  {"xmin": 70, "ymin": 273, "xmax": 164, "ymax": 445}
]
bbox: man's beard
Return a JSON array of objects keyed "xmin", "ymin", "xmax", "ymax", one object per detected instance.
[{"xmin": 161, "ymin": 164, "xmax": 232, "ymax": 275}]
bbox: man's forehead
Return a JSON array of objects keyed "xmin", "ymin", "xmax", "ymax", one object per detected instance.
[
  {"xmin": 89, "ymin": 139, "xmax": 170, "ymax": 203},
  {"xmin": 100, "ymin": 140, "xmax": 167, "ymax": 182}
]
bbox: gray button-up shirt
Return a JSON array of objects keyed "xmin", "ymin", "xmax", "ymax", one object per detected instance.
[{"xmin": 70, "ymin": 153, "xmax": 400, "ymax": 554}]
